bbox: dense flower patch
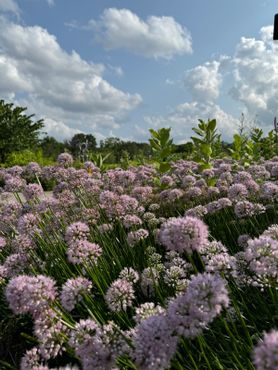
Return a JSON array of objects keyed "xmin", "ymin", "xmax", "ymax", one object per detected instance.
[{"xmin": 0, "ymin": 154, "xmax": 277, "ymax": 369}]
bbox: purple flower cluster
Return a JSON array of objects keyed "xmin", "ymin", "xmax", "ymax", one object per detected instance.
[
  {"xmin": 5, "ymin": 275, "xmax": 57, "ymax": 316},
  {"xmin": 158, "ymin": 216, "xmax": 209, "ymax": 254}
]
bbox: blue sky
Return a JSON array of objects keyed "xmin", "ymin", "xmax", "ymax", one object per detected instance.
[{"xmin": 0, "ymin": 0, "xmax": 278, "ymax": 143}]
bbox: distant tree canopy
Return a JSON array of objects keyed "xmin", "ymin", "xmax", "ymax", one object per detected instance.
[
  {"xmin": 40, "ymin": 136, "xmax": 66, "ymax": 159},
  {"xmin": 0, "ymin": 100, "xmax": 44, "ymax": 163},
  {"xmin": 66, "ymin": 133, "xmax": 97, "ymax": 157}
]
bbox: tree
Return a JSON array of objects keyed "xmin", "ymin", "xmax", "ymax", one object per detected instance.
[
  {"xmin": 0, "ymin": 100, "xmax": 44, "ymax": 163},
  {"xmin": 40, "ymin": 136, "xmax": 65, "ymax": 159},
  {"xmin": 66, "ymin": 133, "xmax": 97, "ymax": 158}
]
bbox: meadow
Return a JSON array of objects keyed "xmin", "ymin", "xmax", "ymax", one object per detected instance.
[{"xmin": 0, "ymin": 123, "xmax": 277, "ymax": 370}]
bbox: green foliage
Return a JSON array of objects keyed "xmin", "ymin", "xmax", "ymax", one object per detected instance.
[
  {"xmin": 119, "ymin": 150, "xmax": 130, "ymax": 170},
  {"xmin": 191, "ymin": 118, "xmax": 221, "ymax": 169},
  {"xmin": 229, "ymin": 133, "xmax": 254, "ymax": 166},
  {"xmin": 149, "ymin": 127, "xmax": 173, "ymax": 173},
  {"xmin": 4, "ymin": 149, "xmax": 53, "ymax": 167},
  {"xmin": 91, "ymin": 152, "xmax": 111, "ymax": 172},
  {"xmin": 40, "ymin": 136, "xmax": 65, "ymax": 160},
  {"xmin": 0, "ymin": 100, "xmax": 44, "ymax": 163}
]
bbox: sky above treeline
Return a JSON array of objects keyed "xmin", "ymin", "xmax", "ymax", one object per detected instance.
[{"xmin": 1, "ymin": 0, "xmax": 278, "ymax": 143}]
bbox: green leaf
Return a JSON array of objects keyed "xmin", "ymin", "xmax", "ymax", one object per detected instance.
[{"xmin": 159, "ymin": 162, "xmax": 171, "ymax": 173}]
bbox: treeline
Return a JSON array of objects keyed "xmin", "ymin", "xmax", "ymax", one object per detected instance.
[{"xmin": 0, "ymin": 99, "xmax": 198, "ymax": 166}]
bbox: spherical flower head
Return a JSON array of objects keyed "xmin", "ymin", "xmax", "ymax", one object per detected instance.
[
  {"xmin": 185, "ymin": 186, "xmax": 203, "ymax": 200},
  {"xmin": 69, "ymin": 318, "xmax": 100, "ymax": 352},
  {"xmin": 160, "ymin": 175, "xmax": 175, "ymax": 186},
  {"xmin": 119, "ymin": 267, "xmax": 139, "ymax": 284},
  {"xmin": 60, "ymin": 277, "xmax": 93, "ymax": 311},
  {"xmin": 23, "ymin": 183, "xmax": 44, "ymax": 201},
  {"xmin": 127, "ymin": 229, "xmax": 149, "ymax": 247},
  {"xmin": 24, "ymin": 162, "xmax": 42, "ymax": 177},
  {"xmin": 65, "ymin": 222, "xmax": 90, "ymax": 244},
  {"xmin": 244, "ymin": 236, "xmax": 278, "ymax": 289},
  {"xmin": 133, "ymin": 314, "xmax": 178, "ymax": 370},
  {"xmin": 17, "ymin": 213, "xmax": 41, "ymax": 236},
  {"xmin": 57, "ymin": 153, "xmax": 74, "ymax": 167},
  {"xmin": 234, "ymin": 201, "xmax": 266, "ymax": 219},
  {"xmin": 67, "ymin": 240, "xmax": 102, "ymax": 265},
  {"xmin": 228, "ymin": 183, "xmax": 248, "ymax": 201},
  {"xmin": 20, "ymin": 347, "xmax": 41, "ymax": 370},
  {"xmin": 158, "ymin": 216, "xmax": 209, "ymax": 254},
  {"xmin": 34, "ymin": 308, "xmax": 68, "ymax": 360},
  {"xmin": 167, "ymin": 273, "xmax": 229, "ymax": 338},
  {"xmin": 105, "ymin": 278, "xmax": 135, "ymax": 312},
  {"xmin": 253, "ymin": 330, "xmax": 278, "ymax": 370},
  {"xmin": 4, "ymin": 175, "xmax": 26, "ymax": 192},
  {"xmin": 134, "ymin": 302, "xmax": 166, "ymax": 324},
  {"xmin": 182, "ymin": 175, "xmax": 196, "ymax": 188},
  {"xmin": 185, "ymin": 205, "xmax": 208, "ymax": 219},
  {"xmin": 263, "ymin": 225, "xmax": 278, "ymax": 241},
  {"xmin": 122, "ymin": 214, "xmax": 142, "ymax": 229},
  {"xmin": 6, "ymin": 275, "xmax": 57, "ymax": 316}
]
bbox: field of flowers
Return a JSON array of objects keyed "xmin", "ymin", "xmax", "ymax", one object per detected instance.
[{"xmin": 0, "ymin": 152, "xmax": 277, "ymax": 370}]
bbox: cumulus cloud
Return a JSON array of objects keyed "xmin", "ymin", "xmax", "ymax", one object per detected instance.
[
  {"xmin": 145, "ymin": 101, "xmax": 239, "ymax": 143},
  {"xmin": 89, "ymin": 8, "xmax": 192, "ymax": 59},
  {"xmin": 0, "ymin": 0, "xmax": 20, "ymax": 18},
  {"xmin": 0, "ymin": 16, "xmax": 142, "ymax": 140},
  {"xmin": 184, "ymin": 61, "xmax": 222, "ymax": 101},
  {"xmin": 229, "ymin": 25, "xmax": 278, "ymax": 129}
]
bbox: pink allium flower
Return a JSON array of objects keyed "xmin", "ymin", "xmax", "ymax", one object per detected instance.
[
  {"xmin": 133, "ymin": 314, "xmax": 178, "ymax": 370},
  {"xmin": 34, "ymin": 308, "xmax": 68, "ymax": 360},
  {"xmin": 105, "ymin": 278, "xmax": 135, "ymax": 312},
  {"xmin": 244, "ymin": 236, "xmax": 278, "ymax": 289},
  {"xmin": 23, "ymin": 183, "xmax": 44, "ymax": 201},
  {"xmin": 234, "ymin": 201, "xmax": 266, "ymax": 218},
  {"xmin": 127, "ymin": 228, "xmax": 149, "ymax": 246},
  {"xmin": 260, "ymin": 182, "xmax": 278, "ymax": 201},
  {"xmin": 4, "ymin": 175, "xmax": 26, "ymax": 192},
  {"xmin": 57, "ymin": 153, "xmax": 74, "ymax": 167},
  {"xmin": 17, "ymin": 213, "xmax": 41, "ymax": 236},
  {"xmin": 134, "ymin": 302, "xmax": 165, "ymax": 324},
  {"xmin": 185, "ymin": 186, "xmax": 202, "ymax": 200},
  {"xmin": 185, "ymin": 205, "xmax": 208, "ymax": 219},
  {"xmin": 20, "ymin": 347, "xmax": 41, "ymax": 370},
  {"xmin": 262, "ymin": 225, "xmax": 278, "ymax": 240},
  {"xmin": 119, "ymin": 267, "xmax": 139, "ymax": 284},
  {"xmin": 253, "ymin": 330, "xmax": 278, "ymax": 370},
  {"xmin": 158, "ymin": 216, "xmax": 209, "ymax": 254},
  {"xmin": 123, "ymin": 214, "xmax": 143, "ymax": 229},
  {"xmin": 5, "ymin": 275, "xmax": 57, "ymax": 316},
  {"xmin": 60, "ymin": 277, "xmax": 93, "ymax": 311},
  {"xmin": 131, "ymin": 186, "xmax": 153, "ymax": 203},
  {"xmin": 67, "ymin": 240, "xmax": 102, "ymax": 265},
  {"xmin": 167, "ymin": 273, "xmax": 229, "ymax": 338},
  {"xmin": 160, "ymin": 175, "xmax": 175, "ymax": 186},
  {"xmin": 24, "ymin": 162, "xmax": 42, "ymax": 177},
  {"xmin": 65, "ymin": 222, "xmax": 90, "ymax": 244},
  {"xmin": 228, "ymin": 183, "xmax": 248, "ymax": 201},
  {"xmin": 181, "ymin": 175, "xmax": 196, "ymax": 188}
]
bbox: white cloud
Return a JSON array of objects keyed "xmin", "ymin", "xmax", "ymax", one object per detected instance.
[
  {"xmin": 0, "ymin": 0, "xmax": 20, "ymax": 18},
  {"xmin": 89, "ymin": 8, "xmax": 192, "ymax": 59},
  {"xmin": 0, "ymin": 16, "xmax": 142, "ymax": 140},
  {"xmin": 145, "ymin": 101, "xmax": 238, "ymax": 142},
  {"xmin": 43, "ymin": 118, "xmax": 82, "ymax": 141},
  {"xmin": 184, "ymin": 61, "xmax": 222, "ymax": 101},
  {"xmin": 229, "ymin": 25, "xmax": 278, "ymax": 127},
  {"xmin": 46, "ymin": 0, "xmax": 54, "ymax": 6}
]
